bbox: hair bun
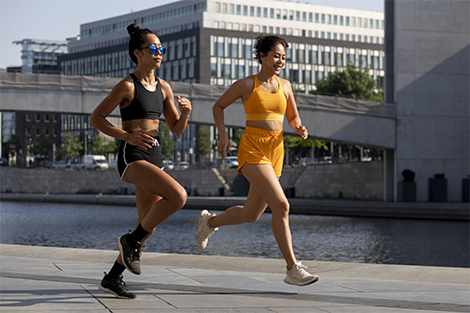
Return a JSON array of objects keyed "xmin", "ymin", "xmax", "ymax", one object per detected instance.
[{"xmin": 127, "ymin": 24, "xmax": 139, "ymax": 35}]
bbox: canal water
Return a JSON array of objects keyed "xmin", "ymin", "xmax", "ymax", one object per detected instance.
[{"xmin": 0, "ymin": 201, "xmax": 468, "ymax": 268}]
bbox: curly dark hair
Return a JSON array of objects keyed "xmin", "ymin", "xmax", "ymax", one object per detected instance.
[
  {"xmin": 127, "ymin": 23, "xmax": 157, "ymax": 65},
  {"xmin": 253, "ymin": 35, "xmax": 289, "ymax": 64}
]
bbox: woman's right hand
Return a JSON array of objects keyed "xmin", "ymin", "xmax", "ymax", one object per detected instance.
[
  {"xmin": 217, "ymin": 135, "xmax": 231, "ymax": 159},
  {"xmin": 125, "ymin": 130, "xmax": 155, "ymax": 149}
]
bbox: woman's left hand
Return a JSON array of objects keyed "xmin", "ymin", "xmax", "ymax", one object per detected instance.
[
  {"xmin": 296, "ymin": 125, "xmax": 308, "ymax": 139},
  {"xmin": 177, "ymin": 96, "xmax": 192, "ymax": 116}
]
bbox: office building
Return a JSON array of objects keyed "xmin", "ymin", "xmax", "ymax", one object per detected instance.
[{"xmin": 59, "ymin": 0, "xmax": 385, "ymax": 91}]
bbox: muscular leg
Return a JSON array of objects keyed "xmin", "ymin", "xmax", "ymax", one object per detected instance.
[
  {"xmin": 115, "ymin": 186, "xmax": 163, "ymax": 266},
  {"xmin": 210, "ymin": 163, "xmax": 297, "ymax": 270},
  {"xmin": 122, "ymin": 160, "xmax": 187, "ymax": 231}
]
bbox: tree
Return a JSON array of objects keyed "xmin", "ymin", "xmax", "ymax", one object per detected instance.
[
  {"xmin": 56, "ymin": 134, "xmax": 83, "ymax": 162},
  {"xmin": 284, "ymin": 136, "xmax": 328, "ymax": 165},
  {"xmin": 159, "ymin": 122, "xmax": 174, "ymax": 159},
  {"xmin": 196, "ymin": 125, "xmax": 211, "ymax": 168},
  {"xmin": 29, "ymin": 134, "xmax": 53, "ymax": 157},
  {"xmin": 4, "ymin": 134, "xmax": 23, "ymax": 166},
  {"xmin": 315, "ymin": 62, "xmax": 383, "ymax": 102},
  {"xmin": 90, "ymin": 133, "xmax": 116, "ymax": 156}
]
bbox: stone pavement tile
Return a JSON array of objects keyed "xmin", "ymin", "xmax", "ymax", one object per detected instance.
[
  {"xmin": 56, "ymin": 262, "xmax": 203, "ymax": 286},
  {"xmin": 0, "ymin": 256, "xmax": 66, "ymax": 277},
  {"xmin": 112, "ymin": 309, "xmax": 275, "ymax": 313},
  {"xmin": 151, "ymin": 289, "xmax": 320, "ymax": 310},
  {"xmin": 311, "ymin": 306, "xmax": 460, "ymax": 313},
  {"xmin": 336, "ymin": 288, "xmax": 470, "ymax": 305},
  {"xmin": 87, "ymin": 286, "xmax": 175, "ymax": 310},
  {"xmin": 0, "ymin": 277, "xmax": 105, "ymax": 311}
]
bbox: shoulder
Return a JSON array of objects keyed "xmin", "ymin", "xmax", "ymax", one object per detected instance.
[
  {"xmin": 111, "ymin": 75, "xmax": 134, "ymax": 95},
  {"xmin": 277, "ymin": 76, "xmax": 292, "ymax": 90},
  {"xmin": 157, "ymin": 77, "xmax": 172, "ymax": 92},
  {"xmin": 231, "ymin": 75, "xmax": 254, "ymax": 91},
  {"xmin": 157, "ymin": 77, "xmax": 174, "ymax": 100}
]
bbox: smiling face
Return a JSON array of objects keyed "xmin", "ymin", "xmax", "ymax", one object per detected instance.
[
  {"xmin": 135, "ymin": 34, "xmax": 164, "ymax": 68},
  {"xmin": 260, "ymin": 43, "xmax": 286, "ymax": 75}
]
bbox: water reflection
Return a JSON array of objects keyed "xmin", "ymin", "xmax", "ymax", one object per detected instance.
[{"xmin": 0, "ymin": 201, "xmax": 468, "ymax": 267}]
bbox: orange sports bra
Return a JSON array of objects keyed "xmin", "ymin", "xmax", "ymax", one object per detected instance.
[{"xmin": 243, "ymin": 75, "xmax": 287, "ymax": 122}]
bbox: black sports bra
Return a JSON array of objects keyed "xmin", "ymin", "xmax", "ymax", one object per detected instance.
[{"xmin": 120, "ymin": 73, "xmax": 163, "ymax": 121}]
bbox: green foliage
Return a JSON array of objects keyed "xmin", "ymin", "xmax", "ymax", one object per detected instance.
[
  {"xmin": 284, "ymin": 135, "xmax": 328, "ymax": 165},
  {"xmin": 29, "ymin": 134, "xmax": 53, "ymax": 157},
  {"xmin": 159, "ymin": 122, "xmax": 174, "ymax": 159},
  {"xmin": 231, "ymin": 128, "xmax": 245, "ymax": 154},
  {"xmin": 5, "ymin": 134, "xmax": 23, "ymax": 156},
  {"xmin": 196, "ymin": 125, "xmax": 211, "ymax": 157},
  {"xmin": 315, "ymin": 62, "xmax": 383, "ymax": 102},
  {"xmin": 56, "ymin": 133, "xmax": 83, "ymax": 161},
  {"xmin": 90, "ymin": 134, "xmax": 116, "ymax": 156}
]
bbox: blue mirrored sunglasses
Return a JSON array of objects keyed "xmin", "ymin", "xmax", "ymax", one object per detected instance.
[{"xmin": 141, "ymin": 45, "xmax": 166, "ymax": 55}]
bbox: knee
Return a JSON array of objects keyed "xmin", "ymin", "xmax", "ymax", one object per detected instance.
[
  {"xmin": 172, "ymin": 186, "xmax": 187, "ymax": 209},
  {"xmin": 272, "ymin": 201, "xmax": 290, "ymax": 218}
]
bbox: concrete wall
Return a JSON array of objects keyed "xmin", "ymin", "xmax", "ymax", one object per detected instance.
[
  {"xmin": 387, "ymin": 0, "xmax": 470, "ymax": 201},
  {"xmin": 0, "ymin": 161, "xmax": 383, "ymax": 200}
]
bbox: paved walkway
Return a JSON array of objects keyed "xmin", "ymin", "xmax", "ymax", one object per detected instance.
[{"xmin": 1, "ymin": 244, "xmax": 469, "ymax": 312}]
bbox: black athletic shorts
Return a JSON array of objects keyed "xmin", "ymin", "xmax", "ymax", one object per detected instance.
[{"xmin": 117, "ymin": 136, "xmax": 163, "ymax": 179}]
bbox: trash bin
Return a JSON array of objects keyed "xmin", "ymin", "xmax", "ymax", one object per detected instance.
[
  {"xmin": 463, "ymin": 178, "xmax": 469, "ymax": 202},
  {"xmin": 398, "ymin": 169, "xmax": 416, "ymax": 202},
  {"xmin": 398, "ymin": 181, "xmax": 416, "ymax": 202},
  {"xmin": 429, "ymin": 174, "xmax": 447, "ymax": 202}
]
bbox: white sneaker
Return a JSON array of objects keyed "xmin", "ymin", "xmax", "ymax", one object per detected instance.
[
  {"xmin": 284, "ymin": 262, "xmax": 319, "ymax": 286},
  {"xmin": 196, "ymin": 210, "xmax": 218, "ymax": 249}
]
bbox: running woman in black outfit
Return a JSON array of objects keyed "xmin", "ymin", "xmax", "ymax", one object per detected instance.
[{"xmin": 90, "ymin": 24, "xmax": 191, "ymax": 299}]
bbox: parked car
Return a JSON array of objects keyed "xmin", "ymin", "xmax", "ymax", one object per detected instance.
[
  {"xmin": 52, "ymin": 160, "xmax": 70, "ymax": 169},
  {"xmin": 39, "ymin": 160, "xmax": 53, "ymax": 168},
  {"xmin": 163, "ymin": 159, "xmax": 174, "ymax": 170},
  {"xmin": 71, "ymin": 161, "xmax": 85, "ymax": 170},
  {"xmin": 224, "ymin": 156, "xmax": 238, "ymax": 168},
  {"xmin": 84, "ymin": 155, "xmax": 109, "ymax": 170},
  {"xmin": 175, "ymin": 161, "xmax": 189, "ymax": 170},
  {"xmin": 0, "ymin": 157, "xmax": 8, "ymax": 166}
]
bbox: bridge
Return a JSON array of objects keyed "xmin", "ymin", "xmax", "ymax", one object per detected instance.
[{"xmin": 0, "ymin": 72, "xmax": 396, "ymax": 149}]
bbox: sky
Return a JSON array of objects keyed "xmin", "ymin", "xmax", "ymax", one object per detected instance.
[{"xmin": 0, "ymin": 0, "xmax": 384, "ymax": 69}]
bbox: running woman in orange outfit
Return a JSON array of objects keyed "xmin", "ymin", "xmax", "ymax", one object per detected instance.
[{"xmin": 196, "ymin": 35, "xmax": 318, "ymax": 286}]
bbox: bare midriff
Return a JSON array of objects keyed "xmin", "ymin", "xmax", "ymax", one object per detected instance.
[
  {"xmin": 246, "ymin": 120, "xmax": 283, "ymax": 131},
  {"xmin": 122, "ymin": 119, "xmax": 160, "ymax": 137}
]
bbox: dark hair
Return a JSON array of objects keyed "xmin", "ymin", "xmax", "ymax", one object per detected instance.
[
  {"xmin": 127, "ymin": 23, "xmax": 157, "ymax": 65},
  {"xmin": 253, "ymin": 35, "xmax": 289, "ymax": 64}
]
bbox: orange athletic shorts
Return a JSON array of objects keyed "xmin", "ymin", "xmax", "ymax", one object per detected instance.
[{"xmin": 237, "ymin": 126, "xmax": 284, "ymax": 178}]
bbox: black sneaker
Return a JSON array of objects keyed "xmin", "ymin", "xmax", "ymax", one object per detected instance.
[
  {"xmin": 99, "ymin": 272, "xmax": 136, "ymax": 299},
  {"xmin": 117, "ymin": 233, "xmax": 142, "ymax": 275}
]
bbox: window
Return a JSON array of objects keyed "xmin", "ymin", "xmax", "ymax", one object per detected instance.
[
  {"xmin": 321, "ymin": 14, "xmax": 325, "ymax": 23},
  {"xmin": 333, "ymin": 15, "xmax": 338, "ymax": 25},
  {"xmin": 26, "ymin": 113, "xmax": 31, "ymax": 121},
  {"xmin": 302, "ymin": 12, "xmax": 306, "ymax": 22},
  {"xmin": 36, "ymin": 114, "xmax": 40, "ymax": 122},
  {"xmin": 270, "ymin": 8, "xmax": 274, "ymax": 18},
  {"xmin": 236, "ymin": 5, "xmax": 241, "ymax": 15},
  {"xmin": 315, "ymin": 13, "xmax": 319, "ymax": 23},
  {"xmin": 308, "ymin": 12, "xmax": 313, "ymax": 22},
  {"xmin": 296, "ymin": 11, "xmax": 300, "ymax": 21},
  {"xmin": 263, "ymin": 8, "xmax": 268, "ymax": 18},
  {"xmin": 346, "ymin": 16, "xmax": 350, "ymax": 26},
  {"xmin": 250, "ymin": 6, "xmax": 254, "ymax": 16},
  {"xmin": 257, "ymin": 7, "xmax": 261, "ymax": 17},
  {"xmin": 45, "ymin": 114, "xmax": 49, "ymax": 122},
  {"xmin": 243, "ymin": 5, "xmax": 247, "ymax": 16},
  {"xmin": 222, "ymin": 3, "xmax": 227, "ymax": 13}
]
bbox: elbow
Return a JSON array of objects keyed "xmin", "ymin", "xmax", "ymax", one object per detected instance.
[{"xmin": 89, "ymin": 114, "xmax": 98, "ymax": 128}]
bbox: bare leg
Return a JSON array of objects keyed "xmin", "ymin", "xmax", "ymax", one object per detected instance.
[
  {"xmin": 209, "ymin": 163, "xmax": 297, "ymax": 270},
  {"xmin": 122, "ymin": 160, "xmax": 187, "ymax": 231},
  {"xmin": 115, "ymin": 186, "xmax": 163, "ymax": 266}
]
